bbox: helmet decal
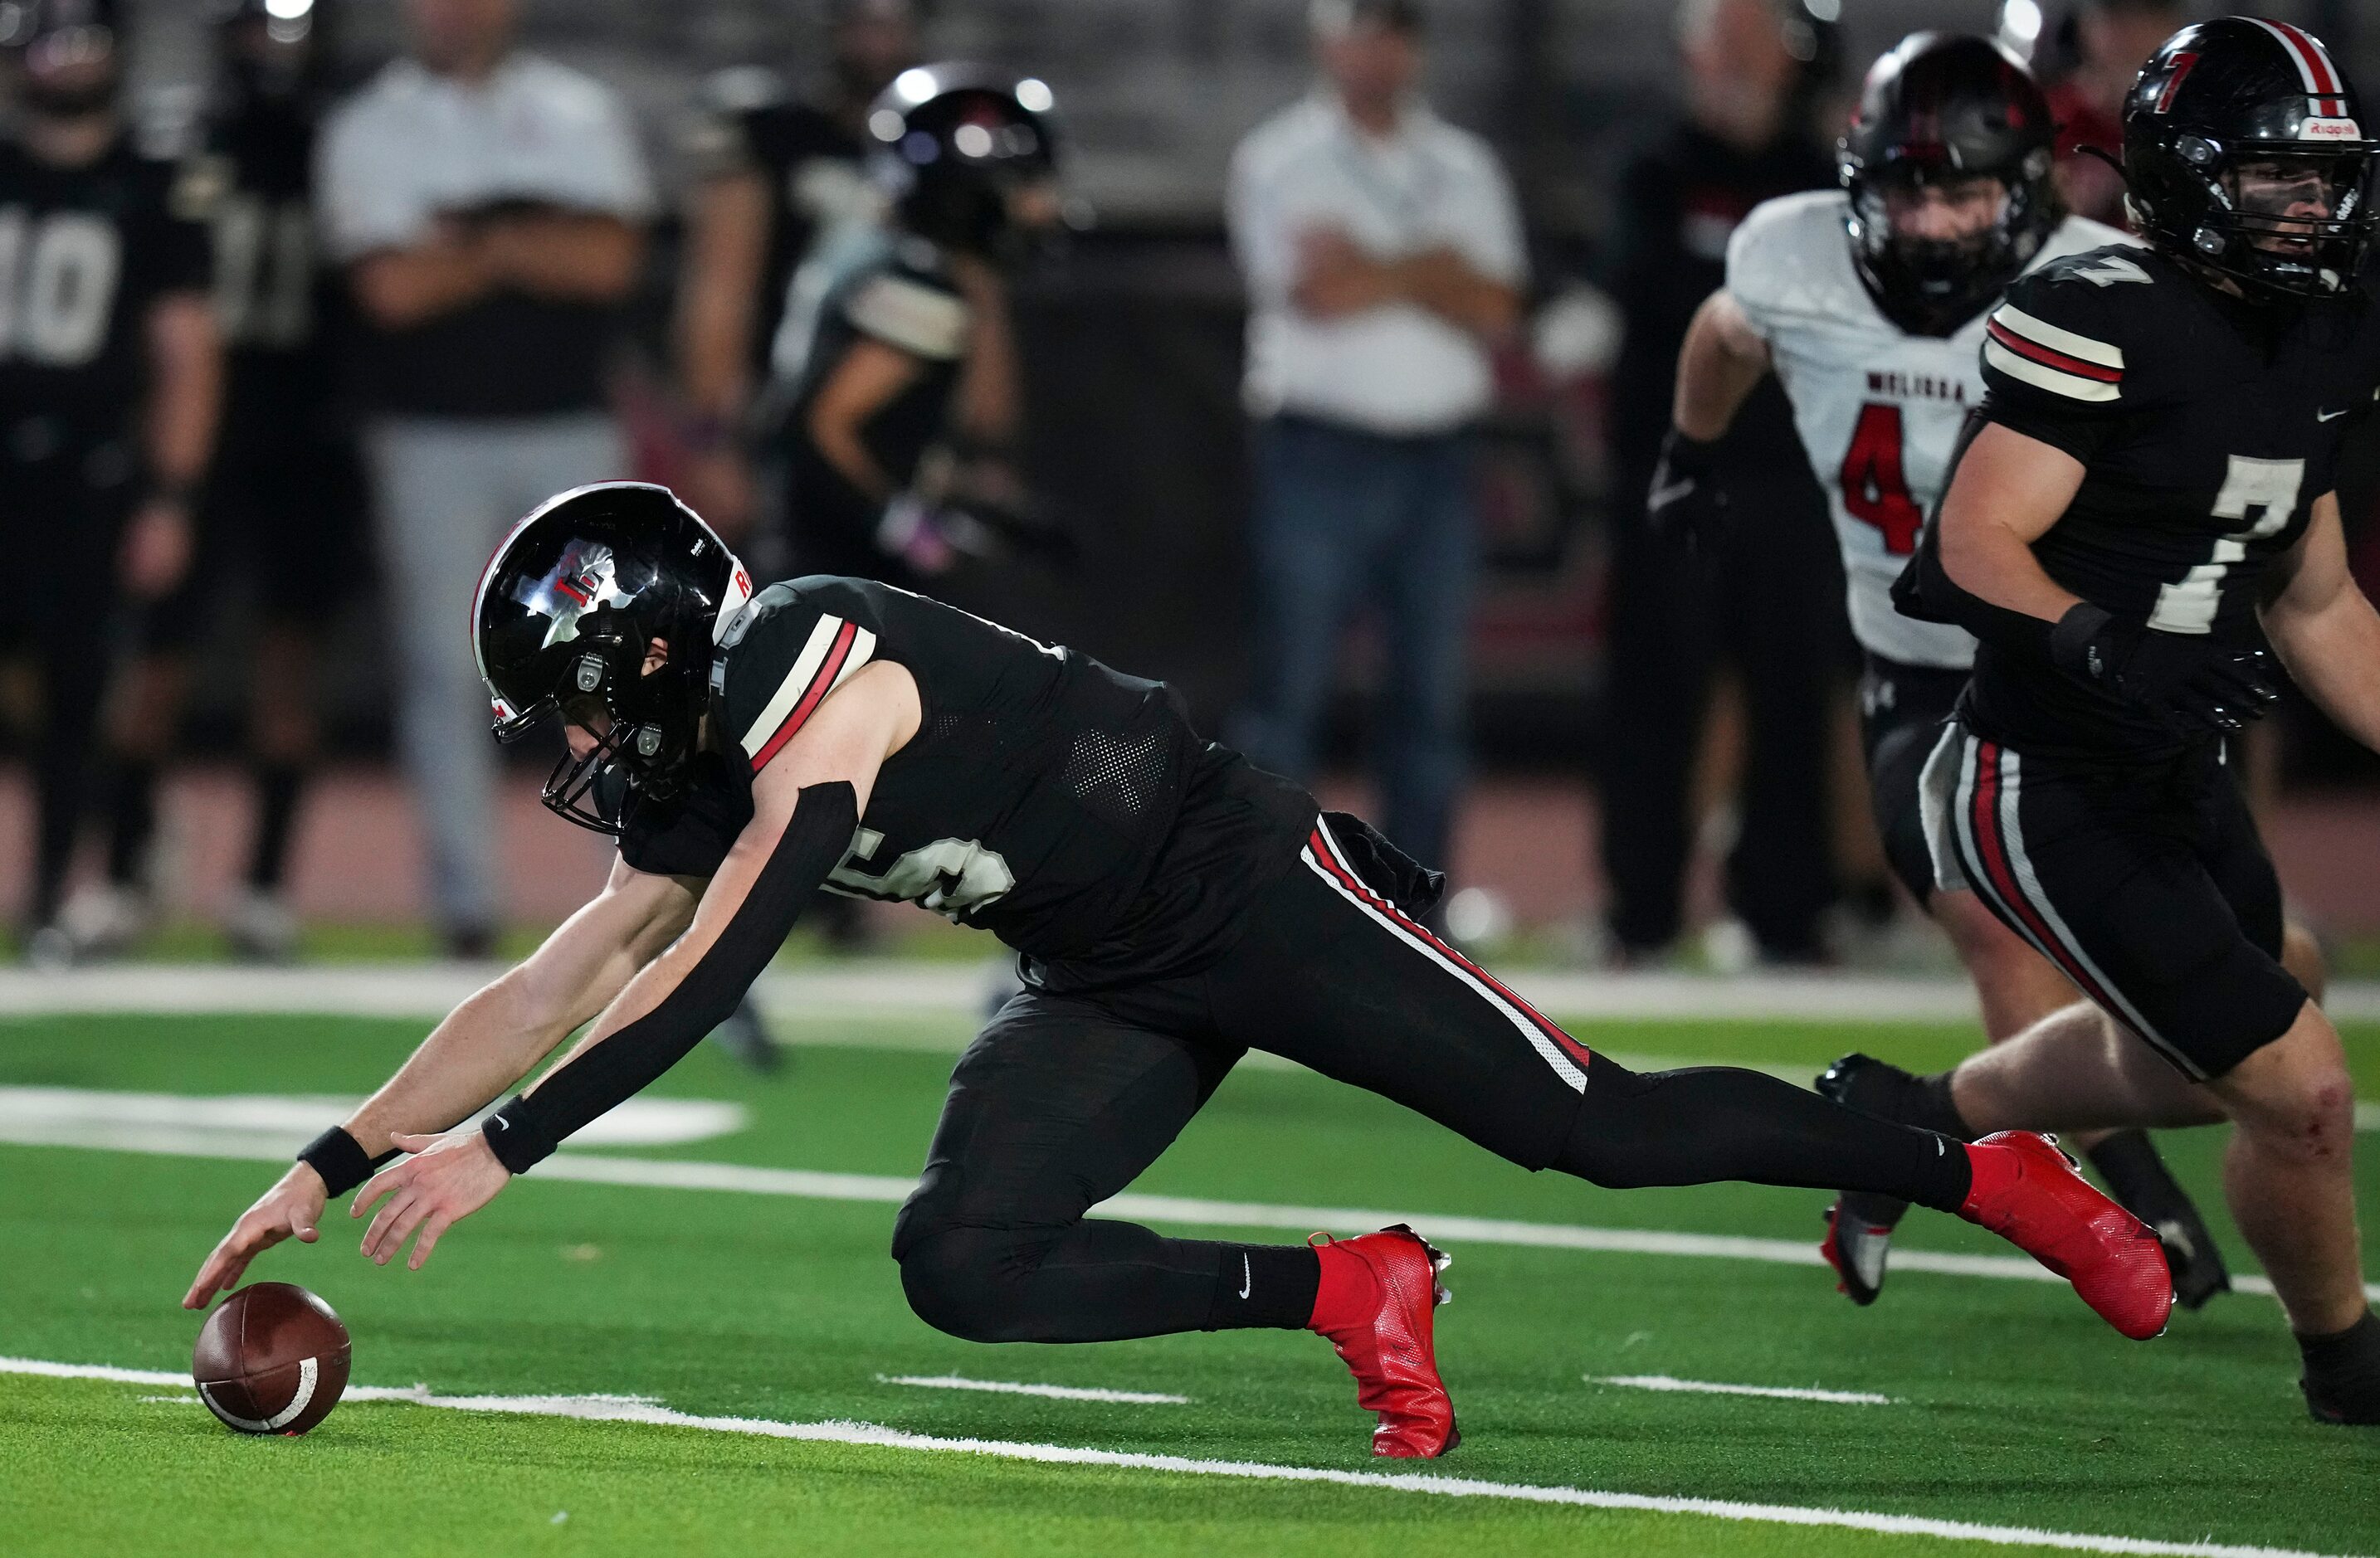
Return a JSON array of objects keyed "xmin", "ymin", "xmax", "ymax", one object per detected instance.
[
  {"xmin": 515, "ymin": 539, "xmax": 627, "ymax": 650},
  {"xmin": 2153, "ymin": 53, "xmax": 2198, "ymax": 114}
]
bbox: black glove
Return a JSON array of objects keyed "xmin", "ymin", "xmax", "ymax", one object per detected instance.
[
  {"xmin": 1646, "ymin": 427, "xmax": 1730, "ymax": 553},
  {"xmin": 2051, "ymin": 603, "xmax": 2281, "ymax": 736}
]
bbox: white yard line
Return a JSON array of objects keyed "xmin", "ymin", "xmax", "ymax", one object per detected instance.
[
  {"xmin": 1589, "ymin": 1374, "xmax": 1896, "ymax": 1405},
  {"xmin": 10, "ymin": 963, "xmax": 2380, "ymax": 1025},
  {"xmin": 0, "ymin": 1356, "xmax": 2358, "ymax": 1558},
  {"xmin": 5, "ymin": 1117, "xmax": 2376, "ymax": 1305},
  {"xmin": 878, "ymin": 1374, "xmax": 1190, "ymax": 1405}
]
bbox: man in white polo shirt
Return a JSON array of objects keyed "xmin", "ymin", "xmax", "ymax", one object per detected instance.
[
  {"xmin": 1225, "ymin": 0, "xmax": 1524, "ymax": 883},
  {"xmin": 319, "ymin": 0, "xmax": 652, "ymax": 956}
]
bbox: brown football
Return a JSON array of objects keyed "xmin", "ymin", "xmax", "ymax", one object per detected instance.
[{"xmin": 193, "ymin": 1282, "xmax": 352, "ymax": 1435}]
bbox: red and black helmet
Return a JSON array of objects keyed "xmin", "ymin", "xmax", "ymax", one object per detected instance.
[
  {"xmin": 1839, "ymin": 32, "xmax": 2061, "ymax": 336},
  {"xmin": 2123, "ymin": 17, "xmax": 2378, "ymax": 301},
  {"xmin": 472, "ymin": 484, "xmax": 754, "ymax": 834}
]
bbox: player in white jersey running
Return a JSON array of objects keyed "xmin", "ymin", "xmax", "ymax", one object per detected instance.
[{"xmin": 1648, "ymin": 32, "xmax": 2231, "ymax": 1307}]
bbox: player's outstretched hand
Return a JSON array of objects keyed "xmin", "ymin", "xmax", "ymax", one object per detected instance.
[
  {"xmin": 1646, "ymin": 427, "xmax": 1730, "ymax": 554},
  {"xmin": 182, "ymin": 1163, "xmax": 328, "ymax": 1310},
  {"xmin": 354, "ymin": 1129, "xmax": 512, "ymax": 1273}
]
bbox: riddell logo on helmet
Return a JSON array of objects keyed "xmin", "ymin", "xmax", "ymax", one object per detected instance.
[{"xmin": 2301, "ymin": 117, "xmax": 2363, "ymax": 140}]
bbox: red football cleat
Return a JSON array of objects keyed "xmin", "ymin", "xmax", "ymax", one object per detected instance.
[
  {"xmin": 1959, "ymin": 1131, "xmax": 2174, "ymax": 1340},
  {"xmin": 1308, "ymin": 1224, "xmax": 1457, "ymax": 1458}
]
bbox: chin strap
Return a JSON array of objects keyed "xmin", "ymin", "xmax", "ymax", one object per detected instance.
[{"xmin": 483, "ymin": 781, "xmax": 860, "ymax": 1175}]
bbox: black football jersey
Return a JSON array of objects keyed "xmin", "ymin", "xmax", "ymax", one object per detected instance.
[
  {"xmin": 788, "ymin": 239, "xmax": 968, "ymax": 485},
  {"xmin": 1947, "ymin": 245, "xmax": 2380, "ymax": 757},
  {"xmin": 617, "ymin": 577, "xmax": 1310, "ymax": 969},
  {"xmin": 0, "ymin": 133, "xmax": 214, "ymax": 432},
  {"xmin": 683, "ymin": 79, "xmax": 872, "ymax": 382},
  {"xmin": 197, "ymin": 98, "xmax": 342, "ymax": 443}
]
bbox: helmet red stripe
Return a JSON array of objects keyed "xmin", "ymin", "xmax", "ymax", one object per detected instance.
[{"xmin": 2269, "ymin": 20, "xmax": 2342, "ymax": 95}]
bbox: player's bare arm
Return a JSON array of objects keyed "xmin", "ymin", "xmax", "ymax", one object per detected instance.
[
  {"xmin": 2261, "ymin": 492, "xmax": 2380, "ymax": 751},
  {"xmin": 124, "ymin": 291, "xmax": 222, "ymax": 599},
  {"xmin": 672, "ymin": 165, "xmax": 770, "ymax": 534},
  {"xmin": 1932, "ymin": 421, "xmax": 2087, "ymax": 623},
  {"xmin": 349, "ymin": 658, "xmax": 921, "ymax": 1273},
  {"xmin": 808, "ymin": 338, "xmax": 926, "ymax": 506},
  {"xmin": 1645, "ymin": 289, "xmax": 1770, "ymax": 548},
  {"xmin": 180, "ymin": 859, "xmax": 698, "ymax": 1307},
  {"xmin": 1670, "ymin": 290, "xmax": 1772, "ymax": 442}
]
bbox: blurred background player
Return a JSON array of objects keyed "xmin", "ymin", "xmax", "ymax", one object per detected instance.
[
  {"xmin": 1889, "ymin": 17, "xmax": 2380, "ymax": 1421},
  {"xmin": 781, "ymin": 64, "xmax": 1062, "ymax": 589},
  {"xmin": 0, "ymin": 0, "xmax": 220, "ymax": 963},
  {"xmin": 2041, "ymin": 0, "xmax": 2182, "ymax": 229},
  {"xmin": 1659, "ymin": 31, "xmax": 2226, "ymax": 1304},
  {"xmin": 1224, "ymin": 0, "xmax": 1524, "ymax": 884},
  {"xmin": 317, "ymin": 0, "xmax": 653, "ymax": 958},
  {"xmin": 62, "ymin": 0, "xmax": 363, "ymax": 962},
  {"xmin": 1599, "ymin": 0, "xmax": 1841, "ymax": 966},
  {"xmin": 674, "ymin": 0, "xmax": 918, "ymax": 570}
]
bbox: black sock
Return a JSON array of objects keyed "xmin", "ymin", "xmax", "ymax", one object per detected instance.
[
  {"xmin": 248, "ymin": 762, "xmax": 306, "ymax": 890},
  {"xmin": 105, "ymin": 761, "xmax": 158, "ymax": 887},
  {"xmin": 2298, "ymin": 1308, "xmax": 2379, "ymax": 1369},
  {"xmin": 1555, "ymin": 1054, "xmax": 1973, "ymax": 1213},
  {"xmin": 2081, "ymin": 1130, "xmax": 2189, "ymax": 1216},
  {"xmin": 1911, "ymin": 1069, "xmax": 1975, "ymax": 1141},
  {"xmin": 1205, "ymin": 1244, "xmax": 1319, "ymax": 1332}
]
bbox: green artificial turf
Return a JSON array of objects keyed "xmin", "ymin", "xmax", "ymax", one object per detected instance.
[{"xmin": 1, "ymin": 1010, "xmax": 2375, "ymax": 1556}]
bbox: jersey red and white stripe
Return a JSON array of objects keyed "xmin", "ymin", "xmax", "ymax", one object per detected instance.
[
  {"xmin": 739, "ymin": 614, "xmax": 878, "ymax": 772},
  {"xmin": 1983, "ymin": 302, "xmax": 2125, "ymax": 403},
  {"xmin": 2246, "ymin": 17, "xmax": 2348, "ymax": 118},
  {"xmin": 1300, "ymin": 816, "xmax": 1593, "ymax": 1093}
]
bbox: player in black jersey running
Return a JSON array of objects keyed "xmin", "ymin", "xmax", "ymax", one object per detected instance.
[
  {"xmin": 186, "ymin": 482, "xmax": 2173, "ymax": 1457},
  {"xmin": 0, "ymin": 0, "xmax": 221, "ymax": 959},
  {"xmin": 1890, "ymin": 17, "xmax": 2380, "ymax": 1423}
]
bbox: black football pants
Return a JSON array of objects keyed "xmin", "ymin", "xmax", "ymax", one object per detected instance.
[
  {"xmin": 1599, "ymin": 465, "xmax": 1848, "ymax": 958},
  {"xmin": 1, "ymin": 436, "xmax": 129, "ymax": 927},
  {"xmin": 890, "ymin": 816, "xmax": 1972, "ymax": 1344}
]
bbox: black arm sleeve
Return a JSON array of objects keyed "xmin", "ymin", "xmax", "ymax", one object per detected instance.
[{"xmin": 481, "ymin": 781, "xmax": 859, "ymax": 1174}]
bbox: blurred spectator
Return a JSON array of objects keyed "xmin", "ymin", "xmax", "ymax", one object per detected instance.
[
  {"xmin": 67, "ymin": 0, "xmax": 365, "ymax": 963},
  {"xmin": 319, "ymin": 0, "xmax": 651, "ymax": 957},
  {"xmin": 2044, "ymin": 0, "xmax": 2181, "ymax": 227},
  {"xmin": 1224, "ymin": 0, "xmax": 1524, "ymax": 879},
  {"xmin": 0, "ymin": 0, "xmax": 221, "ymax": 962},
  {"xmin": 1599, "ymin": 0, "xmax": 1839, "ymax": 965},
  {"xmin": 673, "ymin": 0, "xmax": 915, "ymax": 567}
]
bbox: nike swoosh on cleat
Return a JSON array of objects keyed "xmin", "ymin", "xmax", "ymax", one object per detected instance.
[
  {"xmin": 1239, "ymin": 1254, "xmax": 1251, "ymax": 1301},
  {"xmin": 2319, "ymin": 407, "xmax": 2350, "ymax": 421}
]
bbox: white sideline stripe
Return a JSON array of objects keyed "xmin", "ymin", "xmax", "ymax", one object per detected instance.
[
  {"xmin": 879, "ymin": 1374, "xmax": 1190, "ymax": 1405},
  {"xmin": 10, "ymin": 964, "xmax": 2380, "ymax": 1025},
  {"xmin": 1590, "ymin": 1374, "xmax": 1895, "ymax": 1405},
  {"xmin": 0, "ymin": 1357, "xmax": 2358, "ymax": 1558},
  {"xmin": 7, "ymin": 1117, "xmax": 2376, "ymax": 1305}
]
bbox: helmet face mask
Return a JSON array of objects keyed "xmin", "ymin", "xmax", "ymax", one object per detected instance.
[
  {"xmin": 474, "ymin": 484, "xmax": 750, "ymax": 836},
  {"xmin": 2123, "ymin": 19, "xmax": 2378, "ymax": 303},
  {"xmin": 1840, "ymin": 33, "xmax": 2059, "ymax": 338}
]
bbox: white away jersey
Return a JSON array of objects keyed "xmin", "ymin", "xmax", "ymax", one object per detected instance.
[{"xmin": 1726, "ymin": 191, "xmax": 2131, "ymax": 667}]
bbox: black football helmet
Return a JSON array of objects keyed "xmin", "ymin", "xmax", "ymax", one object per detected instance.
[
  {"xmin": 1839, "ymin": 33, "xmax": 2061, "ymax": 336},
  {"xmin": 1, "ymin": 0, "xmax": 124, "ymax": 117},
  {"xmin": 865, "ymin": 64, "xmax": 1060, "ymax": 259},
  {"xmin": 472, "ymin": 484, "xmax": 754, "ymax": 834},
  {"xmin": 2123, "ymin": 17, "xmax": 2377, "ymax": 302}
]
